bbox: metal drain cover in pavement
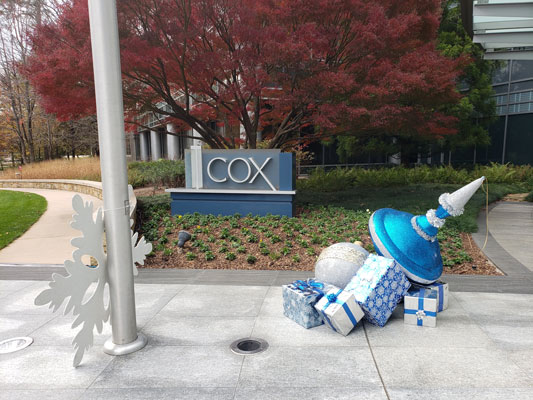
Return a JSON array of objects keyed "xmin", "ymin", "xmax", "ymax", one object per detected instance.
[
  {"xmin": 230, "ymin": 338, "xmax": 268, "ymax": 355},
  {"xmin": 0, "ymin": 337, "xmax": 33, "ymax": 354}
]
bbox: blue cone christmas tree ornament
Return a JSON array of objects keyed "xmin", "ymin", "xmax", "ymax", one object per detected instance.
[{"xmin": 369, "ymin": 177, "xmax": 485, "ymax": 284}]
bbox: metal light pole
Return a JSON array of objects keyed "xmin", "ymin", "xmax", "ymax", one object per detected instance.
[{"xmin": 88, "ymin": 0, "xmax": 147, "ymax": 355}]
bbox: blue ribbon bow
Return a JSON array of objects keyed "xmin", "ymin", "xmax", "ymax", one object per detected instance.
[
  {"xmin": 321, "ymin": 289, "xmax": 358, "ymax": 332},
  {"xmin": 326, "ymin": 293, "xmax": 337, "ymax": 302},
  {"xmin": 293, "ymin": 279, "xmax": 325, "ymax": 297}
]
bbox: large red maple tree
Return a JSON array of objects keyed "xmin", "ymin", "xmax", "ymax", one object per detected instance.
[{"xmin": 26, "ymin": 0, "xmax": 463, "ymax": 149}]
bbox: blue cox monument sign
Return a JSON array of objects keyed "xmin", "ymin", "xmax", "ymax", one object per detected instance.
[{"xmin": 166, "ymin": 147, "xmax": 296, "ymax": 216}]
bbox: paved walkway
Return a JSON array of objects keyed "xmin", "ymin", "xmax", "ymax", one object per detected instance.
[
  {"xmin": 0, "ymin": 188, "xmax": 102, "ymax": 265},
  {"xmin": 470, "ymin": 201, "xmax": 533, "ymax": 293},
  {"xmin": 1, "ymin": 195, "xmax": 533, "ymax": 398},
  {"xmin": 486, "ymin": 202, "xmax": 533, "ymax": 271},
  {"xmin": 1, "ymin": 280, "xmax": 533, "ymax": 399}
]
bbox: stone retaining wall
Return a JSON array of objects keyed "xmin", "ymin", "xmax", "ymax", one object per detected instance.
[{"xmin": 0, "ymin": 179, "xmax": 137, "ymax": 220}]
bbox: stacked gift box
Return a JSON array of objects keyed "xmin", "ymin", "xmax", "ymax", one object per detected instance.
[{"xmin": 282, "ymin": 253, "xmax": 450, "ymax": 335}]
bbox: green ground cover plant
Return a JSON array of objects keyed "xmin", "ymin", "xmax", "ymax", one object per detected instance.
[
  {"xmin": 0, "ymin": 190, "xmax": 47, "ymax": 250},
  {"xmin": 137, "ymin": 181, "xmax": 519, "ymax": 272}
]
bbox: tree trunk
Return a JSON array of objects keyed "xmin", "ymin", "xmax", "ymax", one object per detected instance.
[
  {"xmin": 46, "ymin": 118, "xmax": 53, "ymax": 160},
  {"xmin": 18, "ymin": 137, "xmax": 27, "ymax": 165}
]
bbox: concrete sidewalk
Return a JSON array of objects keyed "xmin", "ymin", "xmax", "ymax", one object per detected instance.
[
  {"xmin": 484, "ymin": 201, "xmax": 533, "ymax": 271},
  {"xmin": 1, "ymin": 280, "xmax": 533, "ymax": 399},
  {"xmin": 0, "ymin": 188, "xmax": 102, "ymax": 265},
  {"xmin": 1, "ymin": 198, "xmax": 533, "ymax": 398}
]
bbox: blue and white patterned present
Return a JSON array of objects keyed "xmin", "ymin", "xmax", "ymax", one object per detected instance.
[
  {"xmin": 411, "ymin": 281, "xmax": 448, "ymax": 312},
  {"xmin": 314, "ymin": 287, "xmax": 365, "ymax": 336},
  {"xmin": 344, "ymin": 254, "xmax": 411, "ymax": 327},
  {"xmin": 404, "ymin": 288, "xmax": 437, "ymax": 327},
  {"xmin": 282, "ymin": 279, "xmax": 330, "ymax": 329}
]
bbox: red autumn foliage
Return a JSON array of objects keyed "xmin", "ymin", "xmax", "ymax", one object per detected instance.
[{"xmin": 26, "ymin": 0, "xmax": 464, "ymax": 149}]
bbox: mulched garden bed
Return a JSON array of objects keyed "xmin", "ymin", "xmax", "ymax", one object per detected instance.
[{"xmin": 140, "ymin": 205, "xmax": 503, "ymax": 276}]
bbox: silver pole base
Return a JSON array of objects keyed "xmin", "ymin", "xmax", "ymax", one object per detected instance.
[{"xmin": 103, "ymin": 333, "xmax": 147, "ymax": 356}]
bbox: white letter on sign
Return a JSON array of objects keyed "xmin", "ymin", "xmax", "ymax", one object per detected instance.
[
  {"xmin": 228, "ymin": 158, "xmax": 251, "ymax": 183},
  {"xmin": 207, "ymin": 157, "xmax": 227, "ymax": 183},
  {"xmin": 249, "ymin": 157, "xmax": 276, "ymax": 191}
]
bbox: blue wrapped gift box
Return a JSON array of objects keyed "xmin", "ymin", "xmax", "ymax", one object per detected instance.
[
  {"xmin": 404, "ymin": 287, "xmax": 438, "ymax": 327},
  {"xmin": 282, "ymin": 279, "xmax": 330, "ymax": 329},
  {"xmin": 411, "ymin": 281, "xmax": 448, "ymax": 312},
  {"xmin": 344, "ymin": 254, "xmax": 411, "ymax": 327},
  {"xmin": 314, "ymin": 287, "xmax": 365, "ymax": 336}
]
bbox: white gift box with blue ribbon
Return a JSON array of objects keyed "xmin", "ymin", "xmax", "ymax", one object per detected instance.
[
  {"xmin": 314, "ymin": 287, "xmax": 365, "ymax": 336},
  {"xmin": 412, "ymin": 281, "xmax": 448, "ymax": 312},
  {"xmin": 404, "ymin": 288, "xmax": 438, "ymax": 328},
  {"xmin": 282, "ymin": 279, "xmax": 330, "ymax": 329},
  {"xmin": 344, "ymin": 254, "xmax": 411, "ymax": 327}
]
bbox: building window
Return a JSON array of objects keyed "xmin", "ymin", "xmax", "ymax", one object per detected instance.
[{"xmin": 511, "ymin": 60, "xmax": 533, "ymax": 81}]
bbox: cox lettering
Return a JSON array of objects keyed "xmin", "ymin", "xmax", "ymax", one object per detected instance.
[{"xmin": 207, "ymin": 157, "xmax": 276, "ymax": 191}]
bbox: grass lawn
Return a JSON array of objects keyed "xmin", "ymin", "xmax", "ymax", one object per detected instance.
[
  {"xmin": 137, "ymin": 183, "xmax": 521, "ymax": 273},
  {"xmin": 0, "ymin": 190, "xmax": 48, "ymax": 250}
]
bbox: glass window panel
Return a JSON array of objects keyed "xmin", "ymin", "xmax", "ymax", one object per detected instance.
[
  {"xmin": 510, "ymin": 79, "xmax": 533, "ymax": 92},
  {"xmin": 505, "ymin": 114, "xmax": 533, "ymax": 165},
  {"xmin": 496, "ymin": 95, "xmax": 507, "ymax": 105},
  {"xmin": 507, "ymin": 92, "xmax": 533, "ymax": 104},
  {"xmin": 511, "ymin": 60, "xmax": 533, "ymax": 81},
  {"xmin": 515, "ymin": 92, "xmax": 532, "ymax": 103},
  {"xmin": 486, "ymin": 116, "xmax": 505, "ymax": 163},
  {"xmin": 496, "ymin": 105, "xmax": 507, "ymax": 115},
  {"xmin": 492, "ymin": 61, "xmax": 509, "ymax": 84},
  {"xmin": 518, "ymin": 102, "xmax": 532, "ymax": 113},
  {"xmin": 493, "ymin": 84, "xmax": 508, "ymax": 94}
]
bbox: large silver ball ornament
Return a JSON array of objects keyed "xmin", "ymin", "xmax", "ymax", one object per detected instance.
[{"xmin": 314, "ymin": 242, "xmax": 369, "ymax": 288}]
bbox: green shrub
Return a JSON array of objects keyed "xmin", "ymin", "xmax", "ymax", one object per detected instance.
[
  {"xmin": 128, "ymin": 159, "xmax": 185, "ymax": 188},
  {"xmin": 136, "ymin": 194, "xmax": 171, "ymax": 235},
  {"xmin": 297, "ymin": 163, "xmax": 533, "ymax": 192}
]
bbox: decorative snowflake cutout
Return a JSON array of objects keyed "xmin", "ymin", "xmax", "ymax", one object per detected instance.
[{"xmin": 35, "ymin": 194, "xmax": 152, "ymax": 367}]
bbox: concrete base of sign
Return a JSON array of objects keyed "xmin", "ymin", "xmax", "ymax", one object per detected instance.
[{"xmin": 166, "ymin": 188, "xmax": 296, "ymax": 217}]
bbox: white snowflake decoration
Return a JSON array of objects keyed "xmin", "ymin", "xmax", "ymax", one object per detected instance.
[{"xmin": 35, "ymin": 194, "xmax": 152, "ymax": 367}]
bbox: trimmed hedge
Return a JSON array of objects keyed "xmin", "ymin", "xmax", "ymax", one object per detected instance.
[
  {"xmin": 297, "ymin": 163, "xmax": 533, "ymax": 192},
  {"xmin": 128, "ymin": 160, "xmax": 185, "ymax": 188}
]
